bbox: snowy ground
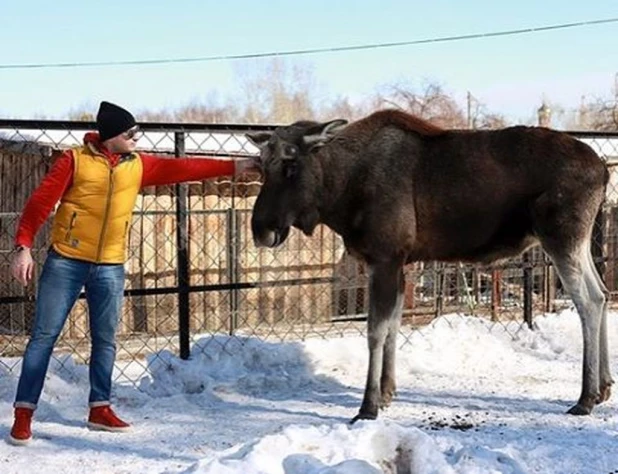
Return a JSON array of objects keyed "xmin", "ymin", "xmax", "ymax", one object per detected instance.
[{"xmin": 1, "ymin": 308, "xmax": 617, "ymax": 474}]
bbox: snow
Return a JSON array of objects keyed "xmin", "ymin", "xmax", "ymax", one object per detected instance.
[{"xmin": 1, "ymin": 309, "xmax": 617, "ymax": 473}]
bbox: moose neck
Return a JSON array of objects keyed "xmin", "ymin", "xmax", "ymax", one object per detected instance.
[{"xmin": 313, "ymin": 141, "xmax": 362, "ymax": 237}]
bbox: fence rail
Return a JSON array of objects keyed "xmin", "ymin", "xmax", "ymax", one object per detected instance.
[{"xmin": 1, "ymin": 119, "xmax": 617, "ymax": 388}]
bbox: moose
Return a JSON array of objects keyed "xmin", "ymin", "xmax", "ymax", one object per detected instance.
[{"xmin": 246, "ymin": 109, "xmax": 612, "ymax": 422}]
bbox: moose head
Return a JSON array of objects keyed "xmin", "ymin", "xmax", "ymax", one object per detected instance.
[{"xmin": 246, "ymin": 119, "xmax": 348, "ymax": 248}]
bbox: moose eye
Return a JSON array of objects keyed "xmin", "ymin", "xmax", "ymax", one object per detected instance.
[{"xmin": 284, "ymin": 145, "xmax": 298, "ymax": 157}]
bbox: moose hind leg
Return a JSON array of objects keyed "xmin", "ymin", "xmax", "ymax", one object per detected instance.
[
  {"xmin": 351, "ymin": 261, "xmax": 404, "ymax": 424},
  {"xmin": 585, "ymin": 248, "xmax": 613, "ymax": 403},
  {"xmin": 549, "ymin": 246, "xmax": 605, "ymax": 415}
]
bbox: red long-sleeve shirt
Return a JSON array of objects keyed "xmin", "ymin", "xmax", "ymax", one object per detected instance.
[{"xmin": 15, "ymin": 132, "xmax": 236, "ymax": 248}]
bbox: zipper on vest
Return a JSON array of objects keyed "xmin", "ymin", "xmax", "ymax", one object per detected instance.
[
  {"xmin": 64, "ymin": 212, "xmax": 77, "ymax": 242},
  {"xmin": 96, "ymin": 167, "xmax": 115, "ymax": 262}
]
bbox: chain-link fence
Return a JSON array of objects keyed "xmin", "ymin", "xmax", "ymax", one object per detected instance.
[{"xmin": 1, "ymin": 120, "xmax": 617, "ymax": 388}]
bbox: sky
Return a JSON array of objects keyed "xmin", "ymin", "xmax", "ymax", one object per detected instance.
[
  {"xmin": 1, "ymin": 308, "xmax": 617, "ymax": 473},
  {"xmin": 1, "ymin": 1, "xmax": 618, "ymax": 125}
]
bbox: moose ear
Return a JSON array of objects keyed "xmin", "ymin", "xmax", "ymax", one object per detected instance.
[
  {"xmin": 245, "ymin": 131, "xmax": 272, "ymax": 149},
  {"xmin": 303, "ymin": 119, "xmax": 348, "ymax": 149}
]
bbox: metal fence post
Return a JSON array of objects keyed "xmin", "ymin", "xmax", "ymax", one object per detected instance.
[
  {"xmin": 175, "ymin": 131, "xmax": 191, "ymax": 360},
  {"xmin": 491, "ymin": 270, "xmax": 501, "ymax": 322},
  {"xmin": 226, "ymin": 209, "xmax": 237, "ymax": 334},
  {"xmin": 523, "ymin": 251, "xmax": 533, "ymax": 329},
  {"xmin": 434, "ymin": 262, "xmax": 444, "ymax": 318}
]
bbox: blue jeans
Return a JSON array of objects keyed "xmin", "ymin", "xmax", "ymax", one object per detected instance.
[{"xmin": 14, "ymin": 250, "xmax": 125, "ymax": 409}]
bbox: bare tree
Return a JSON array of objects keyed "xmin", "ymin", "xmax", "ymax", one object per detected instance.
[
  {"xmin": 176, "ymin": 93, "xmax": 239, "ymax": 123},
  {"xmin": 67, "ymin": 104, "xmax": 95, "ymax": 121},
  {"xmin": 374, "ymin": 81, "xmax": 467, "ymax": 128},
  {"xmin": 319, "ymin": 96, "xmax": 373, "ymax": 122},
  {"xmin": 134, "ymin": 93, "xmax": 237, "ymax": 123},
  {"xmin": 234, "ymin": 59, "xmax": 319, "ymax": 124},
  {"xmin": 466, "ymin": 92, "xmax": 509, "ymax": 129},
  {"xmin": 68, "ymin": 111, "xmax": 95, "ymax": 122},
  {"xmin": 583, "ymin": 98, "xmax": 618, "ymax": 132},
  {"xmin": 138, "ymin": 109, "xmax": 173, "ymax": 122},
  {"xmin": 568, "ymin": 75, "xmax": 618, "ymax": 131}
]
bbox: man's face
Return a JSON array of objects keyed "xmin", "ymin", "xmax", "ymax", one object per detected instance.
[{"xmin": 104, "ymin": 126, "xmax": 141, "ymax": 154}]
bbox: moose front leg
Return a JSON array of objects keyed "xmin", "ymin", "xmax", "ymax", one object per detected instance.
[
  {"xmin": 351, "ymin": 260, "xmax": 405, "ymax": 423},
  {"xmin": 380, "ymin": 267, "xmax": 404, "ymax": 409}
]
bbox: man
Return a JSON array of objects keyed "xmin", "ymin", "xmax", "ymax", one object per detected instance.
[{"xmin": 8, "ymin": 101, "xmax": 256, "ymax": 445}]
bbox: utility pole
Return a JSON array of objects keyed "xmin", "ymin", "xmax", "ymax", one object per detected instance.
[
  {"xmin": 613, "ymin": 73, "xmax": 618, "ymax": 127},
  {"xmin": 467, "ymin": 91, "xmax": 473, "ymax": 129}
]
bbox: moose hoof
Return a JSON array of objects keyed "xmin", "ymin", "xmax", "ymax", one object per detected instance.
[
  {"xmin": 597, "ymin": 384, "xmax": 612, "ymax": 404},
  {"xmin": 379, "ymin": 401, "xmax": 391, "ymax": 410},
  {"xmin": 380, "ymin": 394, "xmax": 395, "ymax": 410},
  {"xmin": 567, "ymin": 403, "xmax": 592, "ymax": 416},
  {"xmin": 349, "ymin": 411, "xmax": 378, "ymax": 425}
]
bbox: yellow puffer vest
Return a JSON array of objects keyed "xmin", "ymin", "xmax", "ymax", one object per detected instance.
[{"xmin": 50, "ymin": 144, "xmax": 143, "ymax": 263}]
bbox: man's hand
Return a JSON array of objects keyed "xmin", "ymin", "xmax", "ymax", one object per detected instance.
[
  {"xmin": 234, "ymin": 157, "xmax": 261, "ymax": 177},
  {"xmin": 11, "ymin": 247, "xmax": 34, "ymax": 286}
]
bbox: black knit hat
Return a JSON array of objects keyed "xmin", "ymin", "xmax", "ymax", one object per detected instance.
[{"xmin": 96, "ymin": 101, "xmax": 137, "ymax": 141}]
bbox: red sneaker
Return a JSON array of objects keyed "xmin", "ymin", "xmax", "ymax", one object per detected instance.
[
  {"xmin": 87, "ymin": 406, "xmax": 131, "ymax": 432},
  {"xmin": 8, "ymin": 407, "xmax": 34, "ymax": 446}
]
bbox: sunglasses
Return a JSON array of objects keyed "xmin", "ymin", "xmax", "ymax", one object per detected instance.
[{"xmin": 123, "ymin": 127, "xmax": 142, "ymax": 140}]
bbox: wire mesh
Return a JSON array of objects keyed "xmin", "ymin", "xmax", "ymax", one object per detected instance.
[{"xmin": 1, "ymin": 121, "xmax": 617, "ymax": 389}]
